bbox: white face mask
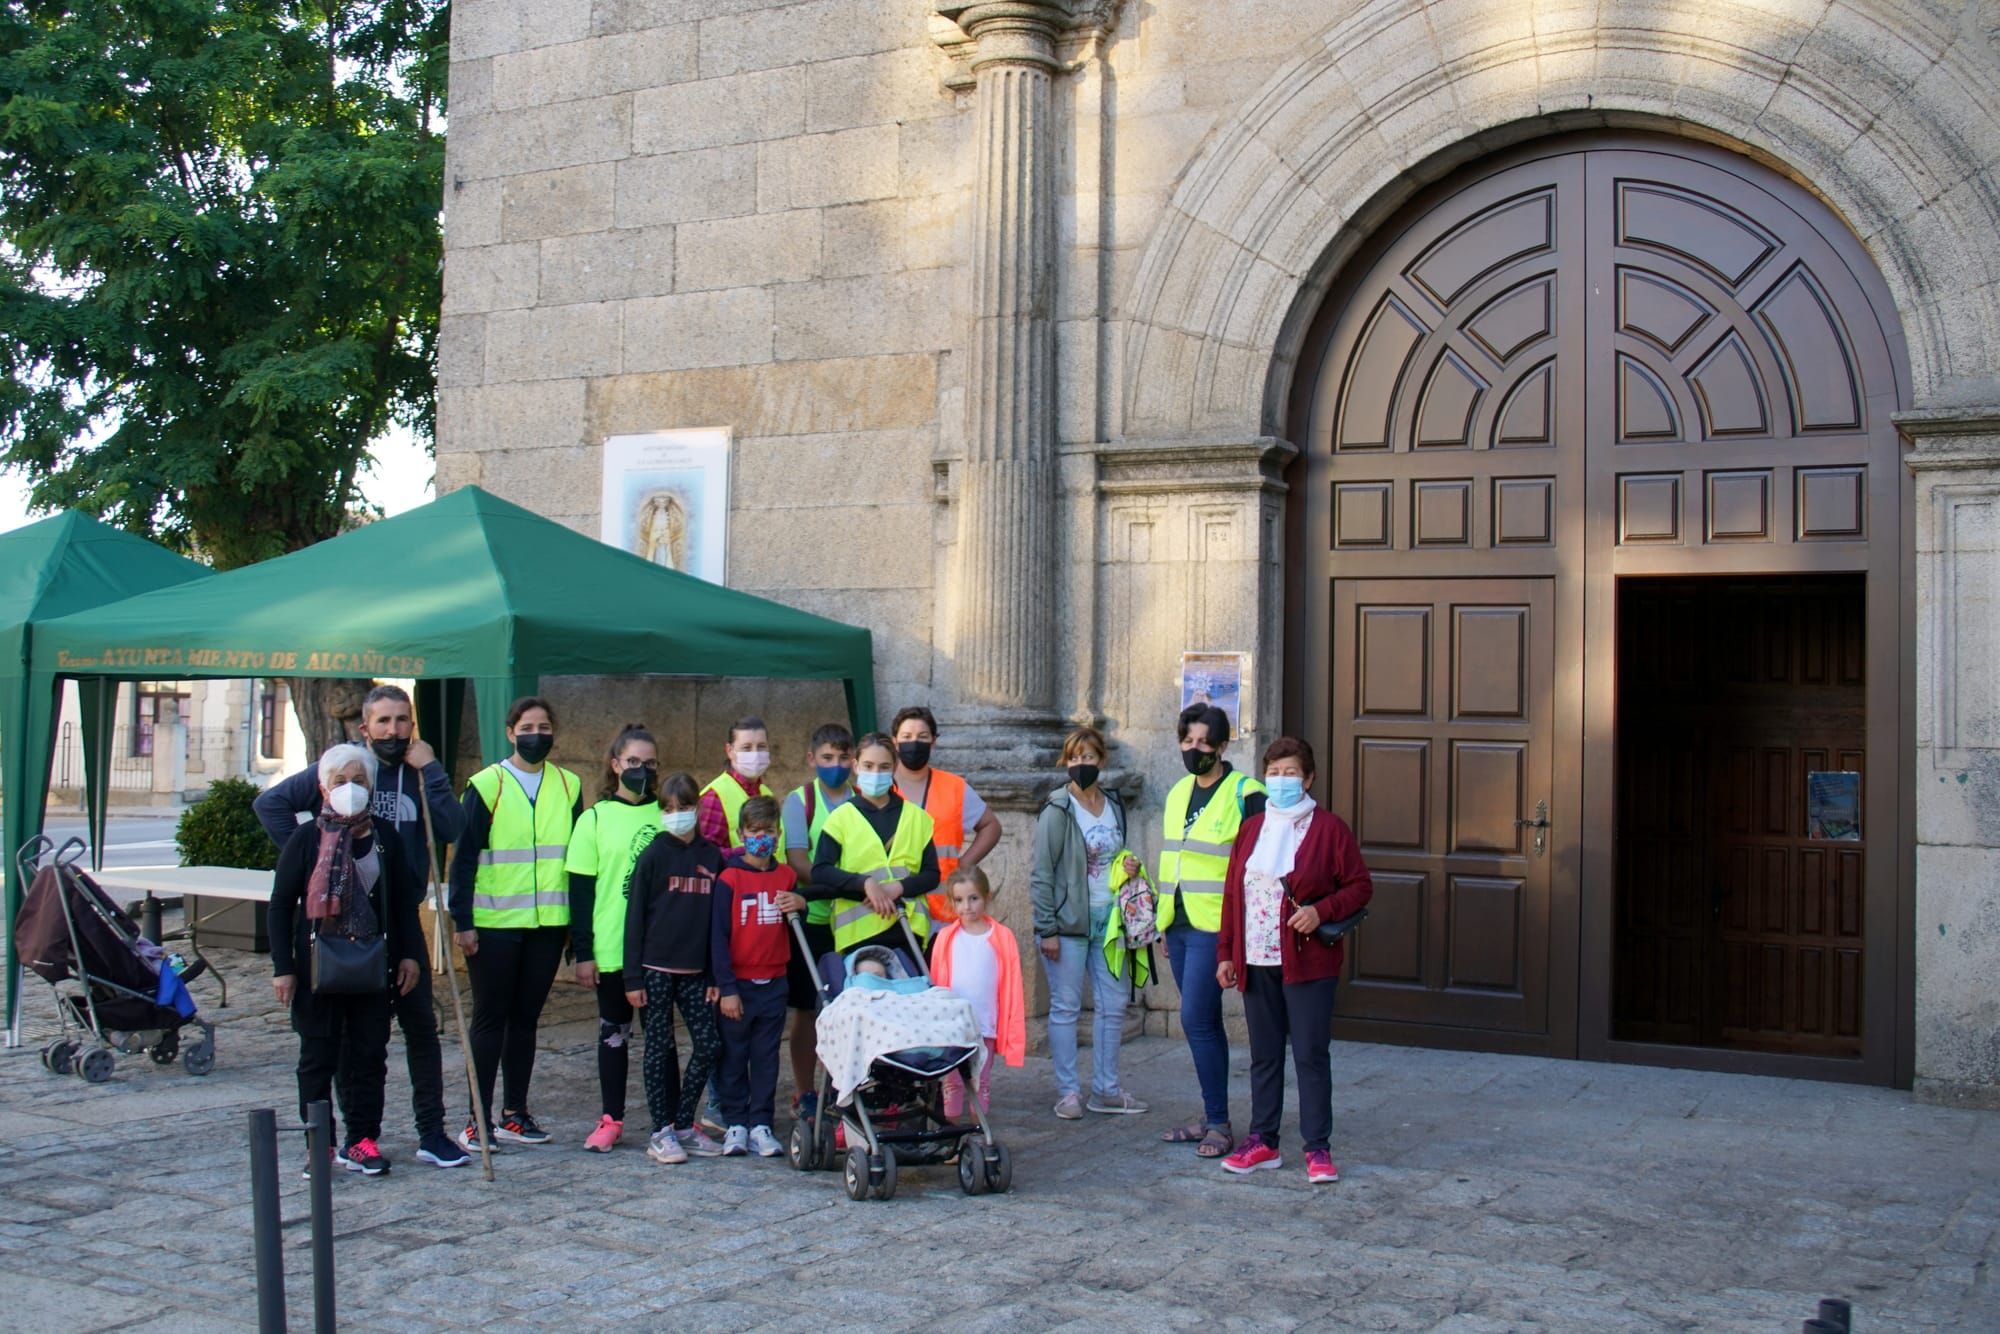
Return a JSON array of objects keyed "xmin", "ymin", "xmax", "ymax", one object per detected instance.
[
  {"xmin": 661, "ymin": 809, "xmax": 698, "ymax": 838},
  {"xmin": 328, "ymin": 782, "xmax": 371, "ymax": 818},
  {"xmin": 734, "ymin": 750, "xmax": 771, "ymax": 778}
]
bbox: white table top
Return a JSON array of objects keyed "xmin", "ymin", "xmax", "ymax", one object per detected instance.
[{"xmin": 91, "ymin": 864, "xmax": 274, "ymax": 903}]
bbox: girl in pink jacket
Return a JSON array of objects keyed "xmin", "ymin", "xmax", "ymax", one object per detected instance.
[{"xmin": 929, "ymin": 867, "xmax": 1025, "ymax": 1119}]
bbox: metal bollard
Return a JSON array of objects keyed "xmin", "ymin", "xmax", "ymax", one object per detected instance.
[
  {"xmin": 305, "ymin": 1100, "xmax": 335, "ymax": 1334},
  {"xmin": 246, "ymin": 1109, "xmax": 286, "ymax": 1333},
  {"xmin": 1817, "ymin": 1299, "xmax": 1853, "ymax": 1332}
]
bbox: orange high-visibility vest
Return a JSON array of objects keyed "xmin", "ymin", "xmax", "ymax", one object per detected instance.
[{"xmin": 905, "ymin": 767, "xmax": 968, "ymax": 925}]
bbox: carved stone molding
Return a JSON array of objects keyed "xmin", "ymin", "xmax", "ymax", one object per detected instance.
[
  {"xmin": 1895, "ymin": 405, "xmax": 2000, "ymax": 471},
  {"xmin": 929, "ymin": 1, "xmax": 1123, "ymax": 90},
  {"xmin": 1087, "ymin": 435, "xmax": 1299, "ymax": 497}
]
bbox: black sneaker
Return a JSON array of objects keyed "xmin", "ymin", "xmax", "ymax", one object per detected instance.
[
  {"xmin": 417, "ymin": 1130, "xmax": 471, "ymax": 1168},
  {"xmin": 495, "ymin": 1110, "xmax": 550, "ymax": 1145},
  {"xmin": 456, "ymin": 1120, "xmax": 502, "ymax": 1154},
  {"xmin": 301, "ymin": 1146, "xmax": 333, "ymax": 1181},
  {"xmin": 341, "ymin": 1137, "xmax": 389, "ymax": 1175}
]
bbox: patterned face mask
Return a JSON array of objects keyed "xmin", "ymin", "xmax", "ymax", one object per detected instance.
[{"xmin": 744, "ymin": 832, "xmax": 778, "ymax": 858}]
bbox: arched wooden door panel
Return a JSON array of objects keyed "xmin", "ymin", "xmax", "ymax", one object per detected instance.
[{"xmin": 1294, "ymin": 136, "xmax": 1907, "ymax": 1080}]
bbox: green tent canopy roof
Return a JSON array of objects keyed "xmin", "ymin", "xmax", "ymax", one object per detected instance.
[
  {"xmin": 30, "ymin": 486, "xmax": 877, "ymax": 701},
  {"xmin": 4, "ymin": 513, "xmax": 213, "ymax": 1033}
]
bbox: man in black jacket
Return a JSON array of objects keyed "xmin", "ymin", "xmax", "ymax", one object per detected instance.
[{"xmin": 255, "ymin": 685, "xmax": 468, "ymax": 1168}]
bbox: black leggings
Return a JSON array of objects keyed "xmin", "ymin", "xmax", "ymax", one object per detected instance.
[
  {"xmin": 595, "ymin": 970, "xmax": 636, "ymax": 1122},
  {"xmin": 294, "ymin": 988, "xmax": 392, "ymax": 1146},
  {"xmin": 464, "ymin": 924, "xmax": 566, "ymax": 1120},
  {"xmin": 642, "ymin": 970, "xmax": 719, "ymax": 1133}
]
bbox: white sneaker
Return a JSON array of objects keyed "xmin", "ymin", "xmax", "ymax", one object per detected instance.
[
  {"xmin": 646, "ymin": 1128, "xmax": 687, "ymax": 1165},
  {"xmin": 681, "ymin": 1126, "xmax": 726, "ymax": 1157},
  {"xmin": 747, "ymin": 1125, "xmax": 783, "ymax": 1157},
  {"xmin": 721, "ymin": 1124, "xmax": 749, "ymax": 1156}
]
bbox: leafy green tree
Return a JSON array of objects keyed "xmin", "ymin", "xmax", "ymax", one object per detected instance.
[{"xmin": 0, "ymin": 0, "xmax": 448, "ymax": 750}]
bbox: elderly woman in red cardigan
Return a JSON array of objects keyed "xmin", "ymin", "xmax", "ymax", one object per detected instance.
[{"xmin": 1214, "ymin": 736, "xmax": 1372, "ymax": 1183}]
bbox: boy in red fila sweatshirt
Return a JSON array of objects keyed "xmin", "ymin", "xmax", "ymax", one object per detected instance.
[{"xmin": 713, "ymin": 796, "xmax": 797, "ymax": 1157}]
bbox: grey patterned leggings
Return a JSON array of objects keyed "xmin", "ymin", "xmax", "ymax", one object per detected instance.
[{"xmin": 642, "ymin": 970, "xmax": 720, "ymax": 1133}]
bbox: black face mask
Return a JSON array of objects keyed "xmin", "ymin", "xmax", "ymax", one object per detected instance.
[
  {"xmin": 370, "ymin": 736, "xmax": 409, "ymax": 767},
  {"xmin": 514, "ymin": 733, "xmax": 554, "ymax": 765},
  {"xmin": 897, "ymin": 740, "xmax": 932, "ymax": 770},
  {"xmin": 618, "ymin": 767, "xmax": 654, "ymax": 797},
  {"xmin": 1067, "ymin": 763, "xmax": 1100, "ymax": 790},
  {"xmin": 1182, "ymin": 747, "xmax": 1218, "ymax": 776}
]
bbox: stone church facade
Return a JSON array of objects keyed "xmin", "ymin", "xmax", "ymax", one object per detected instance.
[{"xmin": 438, "ymin": 0, "xmax": 2000, "ymax": 1103}]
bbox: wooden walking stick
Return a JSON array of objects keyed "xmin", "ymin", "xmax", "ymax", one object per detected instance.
[{"xmin": 415, "ymin": 742, "xmax": 495, "ymax": 1181}]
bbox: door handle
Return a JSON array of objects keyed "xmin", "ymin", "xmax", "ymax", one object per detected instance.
[{"xmin": 1514, "ymin": 799, "xmax": 1549, "ymax": 857}]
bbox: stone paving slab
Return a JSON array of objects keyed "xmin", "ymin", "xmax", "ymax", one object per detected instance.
[{"xmin": 2, "ymin": 947, "xmax": 1994, "ymax": 1331}]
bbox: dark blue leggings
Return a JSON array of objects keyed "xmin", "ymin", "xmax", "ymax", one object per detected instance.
[{"xmin": 1166, "ymin": 922, "xmax": 1230, "ymax": 1126}]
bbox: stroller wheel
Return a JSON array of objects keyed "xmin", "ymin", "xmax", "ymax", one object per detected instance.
[
  {"xmin": 958, "ymin": 1138, "xmax": 990, "ymax": 1196},
  {"xmin": 77, "ymin": 1047, "xmax": 115, "ymax": 1084},
  {"xmin": 48, "ymin": 1039, "xmax": 78, "ymax": 1076},
  {"xmin": 842, "ymin": 1147, "xmax": 871, "ymax": 1201},
  {"xmin": 984, "ymin": 1142, "xmax": 1012, "ymax": 1195},
  {"xmin": 872, "ymin": 1147, "xmax": 898, "ymax": 1202},
  {"xmin": 183, "ymin": 1039, "xmax": 216, "ymax": 1077},
  {"xmin": 150, "ymin": 1030, "xmax": 181, "ymax": 1065},
  {"xmin": 787, "ymin": 1119, "xmax": 818, "ymax": 1172}
]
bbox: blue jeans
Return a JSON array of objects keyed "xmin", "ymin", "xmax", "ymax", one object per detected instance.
[
  {"xmin": 1165, "ymin": 922, "xmax": 1230, "ymax": 1126},
  {"xmin": 1042, "ymin": 935, "xmax": 1129, "ymax": 1100}
]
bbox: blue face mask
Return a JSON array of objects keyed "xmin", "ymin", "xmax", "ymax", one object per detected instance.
[
  {"xmin": 855, "ymin": 770, "xmax": 895, "ymax": 799},
  {"xmin": 744, "ymin": 831, "xmax": 778, "ymax": 859},
  {"xmin": 815, "ymin": 763, "xmax": 852, "ymax": 790},
  {"xmin": 1265, "ymin": 775, "xmax": 1307, "ymax": 809}
]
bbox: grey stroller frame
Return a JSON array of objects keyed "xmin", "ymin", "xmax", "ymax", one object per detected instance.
[
  {"xmin": 14, "ymin": 835, "xmax": 217, "ymax": 1082},
  {"xmin": 784, "ymin": 913, "xmax": 1013, "ymax": 1201}
]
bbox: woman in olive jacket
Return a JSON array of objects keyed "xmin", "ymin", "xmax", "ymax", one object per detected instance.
[{"xmin": 1028, "ymin": 727, "xmax": 1149, "ymax": 1119}]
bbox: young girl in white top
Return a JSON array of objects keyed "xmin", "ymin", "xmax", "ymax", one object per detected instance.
[{"xmin": 928, "ymin": 867, "xmax": 1025, "ymax": 1120}]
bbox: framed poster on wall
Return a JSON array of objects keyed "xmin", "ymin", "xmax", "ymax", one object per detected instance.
[
  {"xmin": 1179, "ymin": 651, "xmax": 1251, "ymax": 733},
  {"xmin": 600, "ymin": 429, "xmax": 731, "ymax": 584}
]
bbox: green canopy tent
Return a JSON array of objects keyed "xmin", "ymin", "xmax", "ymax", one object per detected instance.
[
  {"xmin": 16, "ymin": 486, "xmax": 878, "ymax": 1028},
  {"xmin": 3, "ymin": 514, "xmax": 214, "ymax": 1034}
]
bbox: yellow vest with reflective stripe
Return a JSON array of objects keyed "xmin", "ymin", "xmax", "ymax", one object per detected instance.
[
  {"xmin": 783, "ymin": 781, "xmax": 844, "ymax": 927},
  {"xmin": 701, "ymin": 771, "xmax": 775, "ymax": 846},
  {"xmin": 467, "ymin": 763, "xmax": 581, "ymax": 929},
  {"xmin": 1155, "ymin": 769, "xmax": 1262, "ymax": 933},
  {"xmin": 820, "ymin": 798, "xmax": 935, "ymax": 952}
]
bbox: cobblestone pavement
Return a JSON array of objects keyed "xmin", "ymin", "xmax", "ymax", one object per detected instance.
[{"xmin": 3, "ymin": 947, "xmax": 1994, "ymax": 1332}]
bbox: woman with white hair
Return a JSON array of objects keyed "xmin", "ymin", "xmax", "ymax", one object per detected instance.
[{"xmin": 269, "ymin": 743, "xmax": 424, "ymax": 1178}]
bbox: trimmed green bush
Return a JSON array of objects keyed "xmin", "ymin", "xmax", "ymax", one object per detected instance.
[{"xmin": 176, "ymin": 776, "xmax": 278, "ymax": 870}]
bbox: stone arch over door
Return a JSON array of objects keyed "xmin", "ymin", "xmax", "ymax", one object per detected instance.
[{"xmin": 1116, "ymin": 0, "xmax": 2000, "ymax": 447}]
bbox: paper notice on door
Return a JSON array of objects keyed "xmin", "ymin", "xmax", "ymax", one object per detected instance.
[{"xmin": 1806, "ymin": 771, "xmax": 1862, "ymax": 841}]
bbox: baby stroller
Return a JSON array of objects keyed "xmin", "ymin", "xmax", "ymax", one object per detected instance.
[
  {"xmin": 13, "ymin": 836, "xmax": 216, "ymax": 1082},
  {"xmin": 786, "ymin": 916, "xmax": 1012, "ymax": 1201}
]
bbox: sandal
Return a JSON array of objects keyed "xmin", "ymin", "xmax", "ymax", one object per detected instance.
[
  {"xmin": 1195, "ymin": 1125, "xmax": 1235, "ymax": 1158},
  {"xmin": 1161, "ymin": 1119, "xmax": 1207, "ymax": 1144}
]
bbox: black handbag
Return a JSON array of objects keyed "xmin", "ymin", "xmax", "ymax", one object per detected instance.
[
  {"xmin": 311, "ymin": 929, "xmax": 388, "ymax": 995},
  {"xmin": 1312, "ymin": 906, "xmax": 1369, "ymax": 947}
]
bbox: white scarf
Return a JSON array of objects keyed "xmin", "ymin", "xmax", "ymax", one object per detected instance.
[{"xmin": 1245, "ymin": 797, "xmax": 1317, "ymax": 879}]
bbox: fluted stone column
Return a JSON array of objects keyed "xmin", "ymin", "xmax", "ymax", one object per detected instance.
[{"xmin": 943, "ymin": 3, "xmax": 1064, "ymax": 712}]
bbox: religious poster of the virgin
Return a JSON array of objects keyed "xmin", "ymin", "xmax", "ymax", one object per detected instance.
[{"xmin": 600, "ymin": 428, "xmax": 731, "ymax": 584}]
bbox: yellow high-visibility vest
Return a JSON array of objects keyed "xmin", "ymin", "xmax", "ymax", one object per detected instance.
[
  {"xmin": 820, "ymin": 798, "xmax": 935, "ymax": 952},
  {"xmin": 1153, "ymin": 769, "xmax": 1262, "ymax": 934},
  {"xmin": 466, "ymin": 764, "xmax": 581, "ymax": 929}
]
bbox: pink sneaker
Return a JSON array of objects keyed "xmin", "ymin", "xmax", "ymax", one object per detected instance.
[
  {"xmin": 583, "ymin": 1115, "xmax": 622, "ymax": 1153},
  {"xmin": 1221, "ymin": 1134, "xmax": 1282, "ymax": 1174},
  {"xmin": 1305, "ymin": 1149, "xmax": 1339, "ymax": 1183}
]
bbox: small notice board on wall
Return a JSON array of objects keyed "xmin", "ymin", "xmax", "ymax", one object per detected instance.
[
  {"xmin": 1180, "ymin": 651, "xmax": 1251, "ymax": 732},
  {"xmin": 600, "ymin": 429, "xmax": 731, "ymax": 585}
]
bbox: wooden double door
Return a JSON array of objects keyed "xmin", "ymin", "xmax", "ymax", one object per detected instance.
[{"xmin": 1290, "ymin": 135, "xmax": 1908, "ymax": 1082}]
